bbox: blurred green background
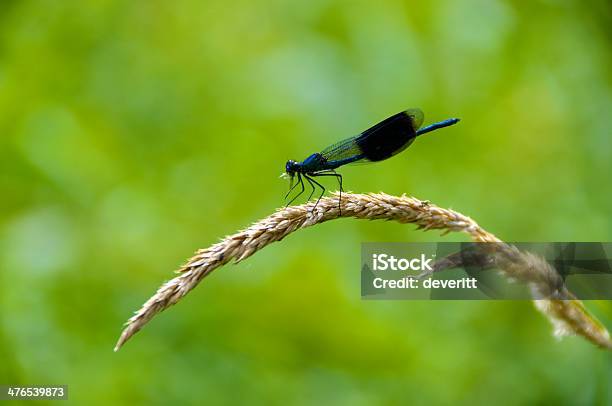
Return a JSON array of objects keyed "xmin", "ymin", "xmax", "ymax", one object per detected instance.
[{"xmin": 1, "ymin": 0, "xmax": 611, "ymax": 404}]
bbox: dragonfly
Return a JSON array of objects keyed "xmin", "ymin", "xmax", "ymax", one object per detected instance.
[{"xmin": 282, "ymin": 108, "xmax": 460, "ymax": 212}]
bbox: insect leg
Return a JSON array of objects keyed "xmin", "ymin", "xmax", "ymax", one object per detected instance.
[
  {"xmin": 285, "ymin": 173, "xmax": 305, "ymax": 206},
  {"xmin": 311, "ymin": 172, "xmax": 343, "ymax": 215},
  {"xmin": 304, "ymin": 175, "xmax": 317, "ymax": 202},
  {"xmin": 334, "ymin": 170, "xmax": 343, "ymax": 214},
  {"xmin": 332, "ymin": 170, "xmax": 343, "ymax": 215},
  {"xmin": 285, "ymin": 175, "xmax": 301, "ymax": 200},
  {"xmin": 305, "ymin": 174, "xmax": 326, "ymax": 210}
]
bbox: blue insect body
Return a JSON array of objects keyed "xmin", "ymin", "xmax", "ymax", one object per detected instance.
[{"xmin": 284, "ymin": 108, "xmax": 460, "ymax": 211}]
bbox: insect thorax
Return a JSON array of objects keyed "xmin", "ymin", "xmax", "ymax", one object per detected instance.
[{"xmin": 299, "ymin": 153, "xmax": 327, "ymax": 172}]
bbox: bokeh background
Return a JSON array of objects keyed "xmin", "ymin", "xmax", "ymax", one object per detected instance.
[{"xmin": 1, "ymin": 0, "xmax": 611, "ymax": 404}]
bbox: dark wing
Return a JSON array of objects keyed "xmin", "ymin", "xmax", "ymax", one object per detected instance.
[
  {"xmin": 361, "ymin": 109, "xmax": 423, "ymax": 136},
  {"xmin": 355, "ymin": 109, "xmax": 423, "ymax": 162},
  {"xmin": 320, "ymin": 109, "xmax": 425, "ymax": 165}
]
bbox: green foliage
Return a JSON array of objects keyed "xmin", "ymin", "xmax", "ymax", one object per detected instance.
[{"xmin": 0, "ymin": 0, "xmax": 611, "ymax": 404}]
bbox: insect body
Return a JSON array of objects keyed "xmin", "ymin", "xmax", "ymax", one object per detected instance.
[{"xmin": 283, "ymin": 108, "xmax": 460, "ymax": 211}]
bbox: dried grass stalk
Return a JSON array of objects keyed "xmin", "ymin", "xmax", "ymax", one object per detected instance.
[{"xmin": 114, "ymin": 192, "xmax": 611, "ymax": 351}]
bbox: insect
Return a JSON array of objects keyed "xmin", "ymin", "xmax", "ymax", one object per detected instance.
[{"xmin": 282, "ymin": 108, "xmax": 460, "ymax": 212}]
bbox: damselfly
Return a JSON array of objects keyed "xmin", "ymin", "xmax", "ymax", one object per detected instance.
[{"xmin": 282, "ymin": 109, "xmax": 460, "ymax": 212}]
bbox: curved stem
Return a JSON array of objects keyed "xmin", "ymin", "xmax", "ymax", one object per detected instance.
[{"xmin": 114, "ymin": 192, "xmax": 611, "ymax": 351}]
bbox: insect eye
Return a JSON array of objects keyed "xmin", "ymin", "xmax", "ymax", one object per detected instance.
[{"xmin": 287, "ymin": 161, "xmax": 300, "ymax": 174}]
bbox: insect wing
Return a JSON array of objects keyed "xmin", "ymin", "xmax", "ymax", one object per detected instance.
[
  {"xmin": 405, "ymin": 108, "xmax": 424, "ymax": 130},
  {"xmin": 320, "ymin": 136, "xmax": 364, "ymax": 162},
  {"xmin": 355, "ymin": 109, "xmax": 423, "ymax": 162},
  {"xmin": 320, "ymin": 108, "xmax": 424, "ymax": 164}
]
